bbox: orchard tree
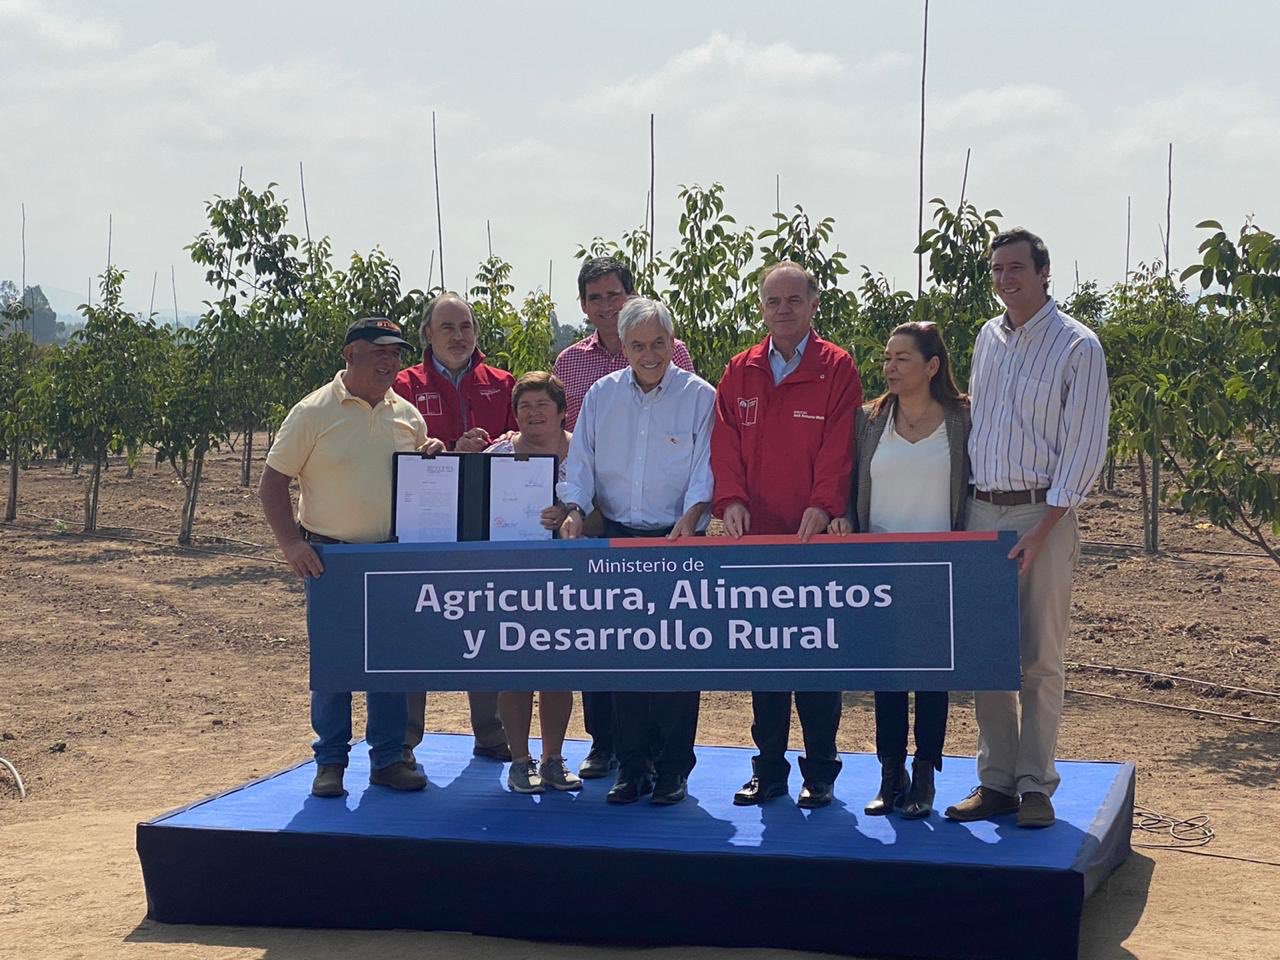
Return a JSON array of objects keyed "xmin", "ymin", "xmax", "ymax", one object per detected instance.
[{"xmin": 42, "ymin": 268, "xmax": 163, "ymax": 531}]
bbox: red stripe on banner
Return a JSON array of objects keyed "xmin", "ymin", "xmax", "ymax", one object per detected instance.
[{"xmin": 608, "ymin": 531, "xmax": 999, "ymax": 548}]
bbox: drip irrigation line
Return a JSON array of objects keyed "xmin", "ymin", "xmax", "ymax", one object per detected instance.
[
  {"xmin": 1067, "ymin": 688, "xmax": 1280, "ymax": 725},
  {"xmin": 1066, "ymin": 662, "xmax": 1280, "ymax": 700},
  {"xmin": 1, "ymin": 517, "xmax": 284, "ymax": 565}
]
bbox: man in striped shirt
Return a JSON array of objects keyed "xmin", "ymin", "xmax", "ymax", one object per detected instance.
[
  {"xmin": 944, "ymin": 228, "xmax": 1109, "ymax": 829},
  {"xmin": 552, "ymin": 257, "xmax": 696, "ymax": 779}
]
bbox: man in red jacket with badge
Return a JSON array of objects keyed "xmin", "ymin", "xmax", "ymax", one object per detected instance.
[
  {"xmin": 393, "ymin": 292, "xmax": 517, "ymax": 762},
  {"xmin": 393, "ymin": 293, "xmax": 518, "ymax": 452},
  {"xmin": 711, "ymin": 261, "xmax": 862, "ymax": 809}
]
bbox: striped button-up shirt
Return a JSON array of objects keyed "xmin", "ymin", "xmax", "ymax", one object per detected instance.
[
  {"xmin": 968, "ymin": 298, "xmax": 1110, "ymax": 508},
  {"xmin": 553, "ymin": 330, "xmax": 696, "ymax": 430},
  {"xmin": 557, "ymin": 364, "xmax": 716, "ymax": 531}
]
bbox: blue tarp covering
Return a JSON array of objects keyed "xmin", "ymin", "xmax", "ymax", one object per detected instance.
[{"xmin": 140, "ymin": 733, "xmax": 1133, "ymax": 960}]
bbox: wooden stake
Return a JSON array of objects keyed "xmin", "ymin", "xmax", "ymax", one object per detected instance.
[
  {"xmin": 916, "ymin": 0, "xmax": 930, "ymax": 298},
  {"xmin": 487, "ymin": 219, "xmax": 493, "ymax": 259},
  {"xmin": 433, "ymin": 111, "xmax": 445, "ymax": 287},
  {"xmin": 20, "ymin": 202, "xmax": 28, "ymax": 338},
  {"xmin": 959, "ymin": 147, "xmax": 971, "ymax": 209},
  {"xmin": 775, "ymin": 174, "xmax": 780, "ymax": 217},
  {"xmin": 427, "ymin": 249, "xmax": 436, "ymax": 291},
  {"xmin": 649, "ymin": 113, "xmax": 656, "ymax": 273},
  {"xmin": 106, "ymin": 213, "xmax": 113, "ymax": 275},
  {"xmin": 148, "ymin": 271, "xmax": 158, "ymax": 318},
  {"xmin": 1124, "ymin": 195, "xmax": 1132, "ymax": 290},
  {"xmin": 298, "ymin": 161, "xmax": 313, "ymax": 251},
  {"xmin": 171, "ymin": 265, "xmax": 179, "ymax": 326}
]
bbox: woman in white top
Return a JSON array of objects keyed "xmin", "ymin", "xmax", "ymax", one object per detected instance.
[
  {"xmin": 829, "ymin": 322, "xmax": 971, "ymax": 819},
  {"xmin": 484, "ymin": 371, "xmax": 578, "ymax": 794}
]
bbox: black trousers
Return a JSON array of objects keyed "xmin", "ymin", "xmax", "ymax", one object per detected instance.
[
  {"xmin": 874, "ymin": 691, "xmax": 948, "ymax": 770},
  {"xmin": 582, "ymin": 691, "xmax": 614, "ymax": 754},
  {"xmin": 614, "ymin": 691, "xmax": 701, "ymax": 779},
  {"xmin": 750, "ymin": 691, "xmax": 843, "ymax": 785},
  {"xmin": 582, "ymin": 517, "xmax": 678, "ymax": 756}
]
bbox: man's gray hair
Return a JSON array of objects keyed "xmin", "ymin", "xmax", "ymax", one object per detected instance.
[
  {"xmin": 617, "ymin": 296, "xmax": 674, "ymax": 342},
  {"xmin": 419, "ymin": 292, "xmax": 477, "ymax": 349}
]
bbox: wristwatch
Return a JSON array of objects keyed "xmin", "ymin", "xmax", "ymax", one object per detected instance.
[{"xmin": 564, "ymin": 503, "xmax": 584, "ymax": 519}]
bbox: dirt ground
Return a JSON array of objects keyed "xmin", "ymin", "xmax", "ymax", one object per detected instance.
[{"xmin": 1, "ymin": 447, "xmax": 1278, "ymax": 960}]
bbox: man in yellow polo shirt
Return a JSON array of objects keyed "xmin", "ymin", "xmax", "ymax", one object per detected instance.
[{"xmin": 260, "ymin": 316, "xmax": 444, "ymax": 797}]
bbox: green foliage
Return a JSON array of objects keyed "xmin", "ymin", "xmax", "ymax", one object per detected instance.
[{"xmin": 659, "ymin": 183, "xmax": 756, "ymax": 377}]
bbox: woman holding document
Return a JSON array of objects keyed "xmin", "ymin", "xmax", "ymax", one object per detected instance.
[
  {"xmin": 484, "ymin": 371, "xmax": 580, "ymax": 793},
  {"xmin": 828, "ymin": 322, "xmax": 971, "ymax": 819}
]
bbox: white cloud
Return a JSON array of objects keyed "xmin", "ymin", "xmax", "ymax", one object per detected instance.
[
  {"xmin": 577, "ymin": 31, "xmax": 866, "ymax": 114},
  {"xmin": 1105, "ymin": 83, "xmax": 1280, "ymax": 160},
  {"xmin": 0, "ymin": 0, "xmax": 119, "ymax": 51},
  {"xmin": 931, "ymin": 84, "xmax": 1076, "ymax": 131},
  {"xmin": 477, "ymin": 138, "xmax": 558, "ymax": 166}
]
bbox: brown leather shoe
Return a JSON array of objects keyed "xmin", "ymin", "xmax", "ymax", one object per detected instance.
[
  {"xmin": 369, "ymin": 760, "xmax": 427, "ymax": 791},
  {"xmin": 311, "ymin": 764, "xmax": 345, "ymax": 797},
  {"xmin": 1017, "ymin": 791, "xmax": 1055, "ymax": 828},
  {"xmin": 943, "ymin": 785, "xmax": 1019, "ymax": 822}
]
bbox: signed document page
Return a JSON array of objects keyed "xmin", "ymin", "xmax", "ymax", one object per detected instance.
[
  {"xmin": 393, "ymin": 455, "xmax": 461, "ymax": 543},
  {"xmin": 488, "ymin": 455, "xmax": 556, "ymax": 541}
]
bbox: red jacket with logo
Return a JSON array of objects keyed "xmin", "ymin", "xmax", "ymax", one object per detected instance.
[
  {"xmin": 392, "ymin": 349, "xmax": 517, "ymax": 448},
  {"xmin": 711, "ymin": 332, "xmax": 862, "ymax": 534}
]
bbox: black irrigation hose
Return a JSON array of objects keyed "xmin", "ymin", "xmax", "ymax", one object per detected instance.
[
  {"xmin": 1066, "ymin": 662, "xmax": 1280, "ymax": 700},
  {"xmin": 1066, "ymin": 688, "xmax": 1280, "ymax": 726}
]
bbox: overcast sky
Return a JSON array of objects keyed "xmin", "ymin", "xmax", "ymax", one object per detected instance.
[{"xmin": 2, "ymin": 0, "xmax": 1278, "ymax": 320}]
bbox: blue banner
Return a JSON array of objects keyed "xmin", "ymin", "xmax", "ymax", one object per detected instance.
[{"xmin": 306, "ymin": 533, "xmax": 1020, "ymax": 693}]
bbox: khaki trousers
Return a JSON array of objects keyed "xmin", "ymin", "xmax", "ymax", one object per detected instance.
[
  {"xmin": 404, "ymin": 692, "xmax": 507, "ymax": 753},
  {"xmin": 967, "ymin": 498, "xmax": 1080, "ymax": 797}
]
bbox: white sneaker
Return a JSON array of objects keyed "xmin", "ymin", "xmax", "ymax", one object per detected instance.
[{"xmin": 507, "ymin": 757, "xmax": 544, "ymax": 794}]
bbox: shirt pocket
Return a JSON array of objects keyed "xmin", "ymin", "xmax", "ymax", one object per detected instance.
[
  {"xmin": 655, "ymin": 431, "xmax": 696, "ymax": 478},
  {"xmin": 1013, "ymin": 373, "xmax": 1054, "ymax": 433}
]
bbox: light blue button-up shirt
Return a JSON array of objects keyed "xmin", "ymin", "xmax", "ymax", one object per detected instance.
[
  {"xmin": 768, "ymin": 332, "xmax": 810, "ymax": 385},
  {"xmin": 557, "ymin": 364, "xmax": 716, "ymax": 531},
  {"xmin": 431, "ymin": 354, "xmax": 471, "ymax": 386}
]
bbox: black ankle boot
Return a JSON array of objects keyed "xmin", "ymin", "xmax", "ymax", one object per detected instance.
[
  {"xmin": 864, "ymin": 757, "xmax": 911, "ymax": 816},
  {"xmin": 901, "ymin": 756, "xmax": 936, "ymax": 819}
]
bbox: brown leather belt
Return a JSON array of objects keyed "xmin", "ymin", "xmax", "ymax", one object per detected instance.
[{"xmin": 972, "ymin": 487, "xmax": 1050, "ymax": 506}]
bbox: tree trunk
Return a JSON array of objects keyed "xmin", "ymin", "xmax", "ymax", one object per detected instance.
[
  {"xmin": 84, "ymin": 458, "xmax": 102, "ymax": 533},
  {"xmin": 241, "ymin": 425, "xmax": 253, "ymax": 487},
  {"xmin": 1136, "ymin": 451, "xmax": 1150, "ymax": 552},
  {"xmin": 179, "ymin": 453, "xmax": 204, "ymax": 545},
  {"xmin": 1148, "ymin": 409, "xmax": 1160, "ymax": 554},
  {"xmin": 1105, "ymin": 451, "xmax": 1115, "ymax": 491},
  {"xmin": 4, "ymin": 452, "xmax": 17, "ymax": 522}
]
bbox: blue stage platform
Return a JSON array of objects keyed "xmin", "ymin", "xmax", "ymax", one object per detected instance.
[{"xmin": 138, "ymin": 733, "xmax": 1133, "ymax": 960}]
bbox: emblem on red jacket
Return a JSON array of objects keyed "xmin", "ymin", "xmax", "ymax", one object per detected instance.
[
  {"xmin": 417, "ymin": 393, "xmax": 443, "ymax": 417},
  {"xmin": 738, "ymin": 397, "xmax": 758, "ymax": 426}
]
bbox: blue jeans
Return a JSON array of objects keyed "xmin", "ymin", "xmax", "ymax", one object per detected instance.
[{"xmin": 310, "ymin": 691, "xmax": 406, "ymax": 771}]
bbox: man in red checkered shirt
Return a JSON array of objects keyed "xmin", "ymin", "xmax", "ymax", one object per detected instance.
[
  {"xmin": 553, "ymin": 257, "xmax": 695, "ymax": 430},
  {"xmin": 551, "ymin": 257, "xmax": 695, "ymax": 779}
]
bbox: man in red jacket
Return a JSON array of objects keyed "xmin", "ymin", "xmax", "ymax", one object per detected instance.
[
  {"xmin": 393, "ymin": 293, "xmax": 518, "ymax": 452},
  {"xmin": 711, "ymin": 261, "xmax": 862, "ymax": 809},
  {"xmin": 393, "ymin": 293, "xmax": 517, "ymax": 762}
]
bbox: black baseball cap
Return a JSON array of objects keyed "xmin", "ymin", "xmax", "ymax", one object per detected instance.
[{"xmin": 344, "ymin": 316, "xmax": 411, "ymax": 349}]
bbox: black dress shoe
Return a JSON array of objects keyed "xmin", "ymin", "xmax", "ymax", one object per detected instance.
[
  {"xmin": 650, "ymin": 774, "xmax": 688, "ymax": 805},
  {"xmin": 796, "ymin": 781, "xmax": 834, "ymax": 809},
  {"xmin": 578, "ymin": 746, "xmax": 618, "ymax": 779},
  {"xmin": 864, "ymin": 757, "xmax": 911, "ymax": 816},
  {"xmin": 473, "ymin": 743, "xmax": 513, "ymax": 762},
  {"xmin": 733, "ymin": 776, "xmax": 787, "ymax": 806},
  {"xmin": 901, "ymin": 757, "xmax": 936, "ymax": 819},
  {"xmin": 606, "ymin": 773, "xmax": 654, "ymax": 804}
]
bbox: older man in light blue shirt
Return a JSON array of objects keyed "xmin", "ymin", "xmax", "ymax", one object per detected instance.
[{"xmin": 558, "ymin": 297, "xmax": 715, "ymax": 806}]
